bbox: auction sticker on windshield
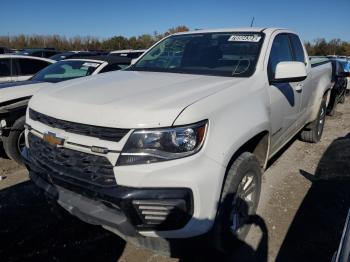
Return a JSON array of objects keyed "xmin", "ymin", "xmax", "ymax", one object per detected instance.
[{"xmin": 228, "ymin": 34, "xmax": 262, "ymax": 42}]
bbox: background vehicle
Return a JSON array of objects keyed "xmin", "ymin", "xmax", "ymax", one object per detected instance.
[
  {"xmin": 340, "ymin": 58, "xmax": 350, "ymax": 92},
  {"xmin": 0, "ymin": 55, "xmax": 131, "ymax": 165},
  {"xmin": 327, "ymin": 58, "xmax": 348, "ymax": 115},
  {"xmin": 0, "ymin": 55, "xmax": 54, "ymax": 83},
  {"xmin": 87, "ymin": 50, "xmax": 109, "ymax": 55},
  {"xmin": 17, "ymin": 48, "xmax": 61, "ymax": 58},
  {"xmin": 310, "ymin": 56, "xmax": 348, "ymax": 115},
  {"xmin": 25, "ymin": 28, "xmax": 332, "ymax": 254},
  {"xmin": 0, "ymin": 47, "xmax": 10, "ymax": 54},
  {"xmin": 108, "ymin": 49, "xmax": 146, "ymax": 59},
  {"xmin": 49, "ymin": 51, "xmax": 98, "ymax": 61},
  {"xmin": 327, "ymin": 56, "xmax": 350, "ymax": 92}
]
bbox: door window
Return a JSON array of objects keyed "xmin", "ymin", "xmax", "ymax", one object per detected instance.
[{"xmin": 268, "ymin": 34, "xmax": 293, "ymax": 79}]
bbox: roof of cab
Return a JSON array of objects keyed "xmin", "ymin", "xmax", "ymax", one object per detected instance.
[{"xmin": 173, "ymin": 27, "xmax": 285, "ymax": 35}]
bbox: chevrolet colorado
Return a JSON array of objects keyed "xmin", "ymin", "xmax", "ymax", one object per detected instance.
[{"xmin": 24, "ymin": 28, "xmax": 332, "ymax": 253}]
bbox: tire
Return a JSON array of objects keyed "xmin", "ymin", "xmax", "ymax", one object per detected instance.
[
  {"xmin": 339, "ymin": 93, "xmax": 345, "ymax": 104},
  {"xmin": 328, "ymin": 102, "xmax": 336, "ymax": 116},
  {"xmin": 300, "ymin": 96, "xmax": 327, "ymax": 143},
  {"xmin": 2, "ymin": 116, "xmax": 26, "ymax": 165},
  {"xmin": 212, "ymin": 152, "xmax": 262, "ymax": 253},
  {"xmin": 327, "ymin": 93, "xmax": 337, "ymax": 116}
]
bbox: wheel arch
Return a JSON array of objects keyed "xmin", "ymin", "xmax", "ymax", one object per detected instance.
[
  {"xmin": 225, "ymin": 130, "xmax": 270, "ymax": 171},
  {"xmin": 216, "ymin": 130, "xmax": 269, "ymax": 208}
]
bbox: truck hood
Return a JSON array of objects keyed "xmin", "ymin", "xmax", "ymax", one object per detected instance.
[
  {"xmin": 0, "ymin": 81, "xmax": 51, "ymax": 104},
  {"xmin": 29, "ymin": 71, "xmax": 246, "ymax": 128}
]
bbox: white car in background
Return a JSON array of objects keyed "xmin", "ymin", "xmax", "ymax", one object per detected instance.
[
  {"xmin": 108, "ymin": 49, "xmax": 146, "ymax": 59},
  {"xmin": 0, "ymin": 55, "xmax": 131, "ymax": 165},
  {"xmin": 0, "ymin": 55, "xmax": 54, "ymax": 83}
]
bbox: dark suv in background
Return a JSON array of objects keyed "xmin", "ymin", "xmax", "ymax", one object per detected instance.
[
  {"xmin": 18, "ymin": 48, "xmax": 61, "ymax": 58},
  {"xmin": 0, "ymin": 47, "xmax": 10, "ymax": 54}
]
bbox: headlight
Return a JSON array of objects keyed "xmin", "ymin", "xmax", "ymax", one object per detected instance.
[{"xmin": 117, "ymin": 120, "xmax": 208, "ymax": 165}]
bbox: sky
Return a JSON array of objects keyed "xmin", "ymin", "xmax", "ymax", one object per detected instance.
[{"xmin": 1, "ymin": 0, "xmax": 349, "ymax": 42}]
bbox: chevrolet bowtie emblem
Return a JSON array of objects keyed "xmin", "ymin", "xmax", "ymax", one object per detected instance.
[{"xmin": 43, "ymin": 132, "xmax": 65, "ymax": 146}]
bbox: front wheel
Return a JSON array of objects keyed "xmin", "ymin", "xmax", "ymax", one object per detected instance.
[
  {"xmin": 3, "ymin": 116, "xmax": 26, "ymax": 165},
  {"xmin": 212, "ymin": 152, "xmax": 262, "ymax": 253}
]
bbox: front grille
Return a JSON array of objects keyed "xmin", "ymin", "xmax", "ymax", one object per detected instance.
[
  {"xmin": 28, "ymin": 133, "xmax": 116, "ymax": 187},
  {"xmin": 29, "ymin": 109, "xmax": 129, "ymax": 142}
]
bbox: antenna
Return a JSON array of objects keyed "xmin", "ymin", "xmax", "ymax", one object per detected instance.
[{"xmin": 250, "ymin": 17, "xmax": 255, "ymax": 27}]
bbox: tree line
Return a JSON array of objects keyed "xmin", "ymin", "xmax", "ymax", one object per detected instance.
[
  {"xmin": 305, "ymin": 38, "xmax": 350, "ymax": 56},
  {"xmin": 1, "ymin": 25, "xmax": 349, "ymax": 56},
  {"xmin": 0, "ymin": 26, "xmax": 189, "ymax": 51}
]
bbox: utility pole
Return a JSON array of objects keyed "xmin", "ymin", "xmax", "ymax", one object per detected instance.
[{"xmin": 250, "ymin": 17, "xmax": 255, "ymax": 27}]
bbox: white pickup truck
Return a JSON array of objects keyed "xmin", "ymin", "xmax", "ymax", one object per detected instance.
[{"xmin": 24, "ymin": 28, "xmax": 332, "ymax": 253}]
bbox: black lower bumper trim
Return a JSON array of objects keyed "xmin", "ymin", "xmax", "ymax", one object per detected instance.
[
  {"xmin": 29, "ymin": 170, "xmax": 138, "ymax": 236},
  {"xmin": 24, "ymin": 147, "xmax": 193, "ymax": 232}
]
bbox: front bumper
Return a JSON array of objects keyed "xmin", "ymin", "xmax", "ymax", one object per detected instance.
[
  {"xmin": 24, "ymin": 118, "xmax": 226, "ymax": 240},
  {"xmin": 24, "ymin": 145, "xmax": 193, "ymax": 232},
  {"xmin": 23, "ymin": 145, "xmax": 193, "ymax": 229},
  {"xmin": 27, "ymin": 168, "xmax": 194, "ymax": 255}
]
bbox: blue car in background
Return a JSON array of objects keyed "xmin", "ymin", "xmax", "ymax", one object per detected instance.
[
  {"xmin": 339, "ymin": 58, "xmax": 350, "ymax": 92},
  {"xmin": 323, "ymin": 56, "xmax": 349, "ymax": 115},
  {"xmin": 328, "ymin": 56, "xmax": 350, "ymax": 92}
]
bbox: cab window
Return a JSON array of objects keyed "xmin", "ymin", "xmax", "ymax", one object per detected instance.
[
  {"xmin": 289, "ymin": 34, "xmax": 305, "ymax": 63},
  {"xmin": 268, "ymin": 34, "xmax": 293, "ymax": 79}
]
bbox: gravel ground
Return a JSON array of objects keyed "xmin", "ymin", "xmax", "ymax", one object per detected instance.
[{"xmin": 0, "ymin": 98, "xmax": 349, "ymax": 262}]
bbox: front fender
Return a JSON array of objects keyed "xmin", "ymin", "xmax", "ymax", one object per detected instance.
[{"xmin": 174, "ymin": 83, "xmax": 271, "ymax": 168}]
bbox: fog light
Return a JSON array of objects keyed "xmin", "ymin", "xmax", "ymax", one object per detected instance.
[{"xmin": 132, "ymin": 199, "xmax": 189, "ymax": 229}]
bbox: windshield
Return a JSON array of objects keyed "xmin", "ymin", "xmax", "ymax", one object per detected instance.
[
  {"xmin": 31, "ymin": 60, "xmax": 101, "ymax": 83},
  {"xmin": 132, "ymin": 32, "xmax": 264, "ymax": 77}
]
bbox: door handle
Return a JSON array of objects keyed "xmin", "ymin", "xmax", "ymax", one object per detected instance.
[{"xmin": 295, "ymin": 83, "xmax": 303, "ymax": 92}]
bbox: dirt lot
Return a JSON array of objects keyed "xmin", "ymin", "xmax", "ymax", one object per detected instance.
[{"xmin": 0, "ymin": 99, "xmax": 349, "ymax": 262}]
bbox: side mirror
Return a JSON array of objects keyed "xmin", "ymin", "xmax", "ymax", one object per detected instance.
[{"xmin": 272, "ymin": 61, "xmax": 307, "ymax": 83}]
